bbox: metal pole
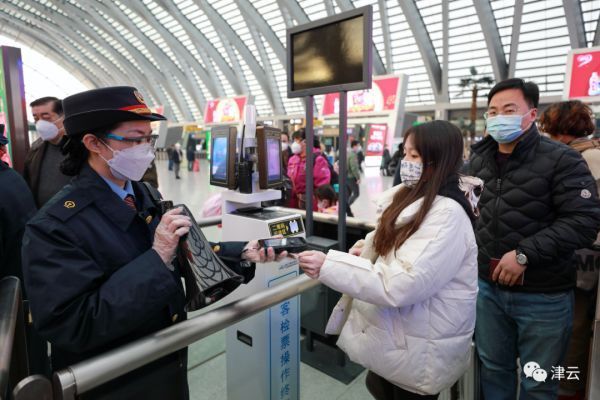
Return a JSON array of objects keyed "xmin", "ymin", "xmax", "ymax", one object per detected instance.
[
  {"xmin": 54, "ymin": 275, "xmax": 319, "ymax": 397},
  {"xmin": 337, "ymin": 92, "xmax": 348, "ymax": 251},
  {"xmin": 0, "ymin": 277, "xmax": 24, "ymax": 400},
  {"xmin": 304, "ymin": 95, "xmax": 314, "ymax": 236}
]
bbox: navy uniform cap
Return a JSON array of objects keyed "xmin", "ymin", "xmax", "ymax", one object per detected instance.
[{"xmin": 63, "ymin": 86, "xmax": 166, "ymax": 136}]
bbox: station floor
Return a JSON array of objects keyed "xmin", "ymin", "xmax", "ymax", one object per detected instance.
[{"xmin": 155, "ymin": 159, "xmax": 394, "ymax": 400}]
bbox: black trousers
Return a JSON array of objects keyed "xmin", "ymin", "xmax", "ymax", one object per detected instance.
[
  {"xmin": 366, "ymin": 371, "xmax": 439, "ymax": 400},
  {"xmin": 347, "ymin": 177, "xmax": 360, "ymax": 205}
]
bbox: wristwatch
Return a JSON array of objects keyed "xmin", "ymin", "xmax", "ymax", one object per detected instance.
[{"xmin": 516, "ymin": 249, "xmax": 528, "ymax": 266}]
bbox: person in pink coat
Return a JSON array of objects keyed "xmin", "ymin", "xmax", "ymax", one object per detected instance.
[{"xmin": 287, "ymin": 133, "xmax": 331, "ymax": 210}]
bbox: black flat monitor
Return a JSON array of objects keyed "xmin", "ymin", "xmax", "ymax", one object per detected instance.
[
  {"xmin": 256, "ymin": 126, "xmax": 283, "ymax": 189},
  {"xmin": 209, "ymin": 126, "xmax": 237, "ymax": 189},
  {"xmin": 287, "ymin": 6, "xmax": 373, "ymax": 98}
]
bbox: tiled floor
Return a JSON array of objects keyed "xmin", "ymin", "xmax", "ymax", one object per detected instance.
[{"xmin": 156, "ymin": 158, "xmax": 393, "ymax": 399}]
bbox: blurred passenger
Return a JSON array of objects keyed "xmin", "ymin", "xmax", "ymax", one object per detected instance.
[
  {"xmin": 166, "ymin": 144, "xmax": 174, "ymax": 170},
  {"xmin": 24, "ymin": 96, "xmax": 71, "ymax": 207},
  {"xmin": 173, "ymin": 142, "xmax": 183, "ymax": 179},
  {"xmin": 391, "ymin": 143, "xmax": 404, "ymax": 186},
  {"xmin": 356, "ymin": 141, "xmax": 365, "ymax": 173},
  {"xmin": 347, "ymin": 140, "xmax": 361, "ymax": 205},
  {"xmin": 380, "ymin": 147, "xmax": 392, "ymax": 176},
  {"xmin": 540, "ymin": 100, "xmax": 599, "ymax": 400},
  {"xmin": 21, "ymin": 86, "xmax": 283, "ymax": 400},
  {"xmin": 464, "ymin": 79, "xmax": 600, "ymax": 399},
  {"xmin": 315, "ymin": 184, "xmax": 354, "ymax": 217},
  {"xmin": 281, "ymin": 131, "xmax": 291, "ymax": 175},
  {"xmin": 186, "ymin": 142, "xmax": 195, "ymax": 171},
  {"xmin": 297, "ymin": 121, "xmax": 481, "ymax": 399},
  {"xmin": 287, "ymin": 132, "xmax": 331, "ymax": 210},
  {"xmin": 141, "ymin": 160, "xmax": 159, "ymax": 189},
  {"xmin": 0, "ymin": 125, "xmax": 50, "ymax": 377}
]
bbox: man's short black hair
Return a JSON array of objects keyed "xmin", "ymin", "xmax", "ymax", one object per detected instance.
[
  {"xmin": 351, "ymin": 140, "xmax": 360, "ymax": 148},
  {"xmin": 487, "ymin": 78, "xmax": 539, "ymax": 108},
  {"xmin": 29, "ymin": 96, "xmax": 63, "ymax": 115}
]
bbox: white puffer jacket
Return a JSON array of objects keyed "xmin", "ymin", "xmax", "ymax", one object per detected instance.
[{"xmin": 319, "ymin": 185, "xmax": 478, "ymax": 395}]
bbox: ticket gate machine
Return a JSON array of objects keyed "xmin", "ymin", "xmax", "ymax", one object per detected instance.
[{"xmin": 221, "ymin": 189, "xmax": 304, "ymax": 400}]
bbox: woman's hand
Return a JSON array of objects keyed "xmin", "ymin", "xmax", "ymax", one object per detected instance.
[
  {"xmin": 242, "ymin": 240, "xmax": 288, "ymax": 263},
  {"xmin": 349, "ymin": 239, "xmax": 365, "ymax": 257},
  {"xmin": 297, "ymin": 250, "xmax": 327, "ymax": 279}
]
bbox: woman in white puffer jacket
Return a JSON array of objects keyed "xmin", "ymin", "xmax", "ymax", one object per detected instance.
[{"xmin": 298, "ymin": 120, "xmax": 482, "ymax": 399}]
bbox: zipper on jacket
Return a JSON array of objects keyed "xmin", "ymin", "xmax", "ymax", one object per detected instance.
[{"xmin": 494, "ymin": 178, "xmax": 502, "ymax": 257}]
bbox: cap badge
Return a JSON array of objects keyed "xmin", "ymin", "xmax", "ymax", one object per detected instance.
[{"xmin": 133, "ymin": 90, "xmax": 145, "ymax": 105}]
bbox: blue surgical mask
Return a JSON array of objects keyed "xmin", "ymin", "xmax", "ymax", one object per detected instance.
[{"xmin": 485, "ymin": 113, "xmax": 529, "ymax": 144}]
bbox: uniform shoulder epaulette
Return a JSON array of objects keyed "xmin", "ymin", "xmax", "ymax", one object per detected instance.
[{"xmin": 45, "ymin": 188, "xmax": 93, "ymax": 222}]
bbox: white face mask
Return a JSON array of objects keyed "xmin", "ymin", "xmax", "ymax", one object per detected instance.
[
  {"xmin": 291, "ymin": 141, "xmax": 301, "ymax": 154},
  {"xmin": 100, "ymin": 140, "xmax": 155, "ymax": 181},
  {"xmin": 400, "ymin": 160, "xmax": 423, "ymax": 188},
  {"xmin": 36, "ymin": 120, "xmax": 59, "ymax": 141},
  {"xmin": 281, "ymin": 142, "xmax": 289, "ymax": 151}
]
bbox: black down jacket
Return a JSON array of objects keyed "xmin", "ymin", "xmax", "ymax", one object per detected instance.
[{"xmin": 466, "ymin": 124, "xmax": 600, "ymax": 293}]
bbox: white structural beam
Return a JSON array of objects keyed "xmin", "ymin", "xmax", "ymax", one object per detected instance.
[
  {"xmin": 324, "ymin": 1, "xmax": 335, "ymax": 16},
  {"xmin": 378, "ymin": 0, "xmax": 393, "ymax": 74},
  {"xmin": 128, "ymin": 1, "xmax": 219, "ymax": 102},
  {"xmin": 594, "ymin": 12, "xmax": 600, "ymax": 46},
  {"xmin": 92, "ymin": 1, "xmax": 199, "ymax": 120},
  {"xmin": 236, "ymin": 0, "xmax": 286, "ymax": 66},
  {"xmin": 155, "ymin": 0, "xmax": 245, "ymax": 94},
  {"xmin": 54, "ymin": 1, "xmax": 172, "ymax": 115},
  {"xmin": 195, "ymin": 0, "xmax": 280, "ymax": 112},
  {"xmin": 473, "ymin": 0, "xmax": 508, "ymax": 82},
  {"xmin": 246, "ymin": 25, "xmax": 285, "ymax": 114},
  {"xmin": 398, "ymin": 0, "xmax": 446, "ymax": 102},
  {"xmin": 563, "ymin": 0, "xmax": 587, "ymax": 49},
  {"xmin": 0, "ymin": 5, "xmax": 116, "ymax": 88},
  {"xmin": 335, "ymin": 0, "xmax": 386, "ymax": 75},
  {"xmin": 0, "ymin": 15, "xmax": 102, "ymax": 89},
  {"xmin": 508, "ymin": 0, "xmax": 524, "ymax": 78},
  {"xmin": 278, "ymin": 0, "xmax": 309, "ymax": 25},
  {"xmin": 79, "ymin": 0, "xmax": 191, "ymax": 120},
  {"xmin": 441, "ymin": 0, "xmax": 449, "ymax": 101}
]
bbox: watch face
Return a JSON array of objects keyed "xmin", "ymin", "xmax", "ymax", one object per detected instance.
[{"xmin": 517, "ymin": 253, "xmax": 527, "ymax": 265}]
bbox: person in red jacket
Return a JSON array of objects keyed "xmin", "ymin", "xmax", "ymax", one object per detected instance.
[{"xmin": 287, "ymin": 131, "xmax": 331, "ymax": 210}]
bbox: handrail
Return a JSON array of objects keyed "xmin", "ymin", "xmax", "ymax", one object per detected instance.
[
  {"xmin": 0, "ymin": 277, "xmax": 26, "ymax": 400},
  {"xmin": 269, "ymin": 206, "xmax": 377, "ymax": 231},
  {"xmin": 53, "ymin": 275, "xmax": 319, "ymax": 399},
  {"xmin": 195, "ymin": 215, "xmax": 222, "ymax": 227}
]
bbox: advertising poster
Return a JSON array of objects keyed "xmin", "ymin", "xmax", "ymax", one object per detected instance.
[
  {"xmin": 0, "ymin": 51, "xmax": 12, "ymax": 166},
  {"xmin": 203, "ymin": 96, "xmax": 247, "ymax": 124},
  {"xmin": 366, "ymin": 124, "xmax": 388, "ymax": 156},
  {"xmin": 321, "ymin": 76, "xmax": 400, "ymax": 116},
  {"xmin": 565, "ymin": 47, "xmax": 600, "ymax": 102}
]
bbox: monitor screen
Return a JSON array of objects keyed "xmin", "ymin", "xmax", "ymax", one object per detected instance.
[
  {"xmin": 211, "ymin": 136, "xmax": 228, "ymax": 182},
  {"xmin": 267, "ymin": 137, "xmax": 281, "ymax": 182},
  {"xmin": 287, "ymin": 6, "xmax": 372, "ymax": 97},
  {"xmin": 292, "ymin": 16, "xmax": 363, "ymax": 91}
]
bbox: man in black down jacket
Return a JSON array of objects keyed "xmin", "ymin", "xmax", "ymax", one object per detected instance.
[{"xmin": 465, "ymin": 79, "xmax": 600, "ymax": 400}]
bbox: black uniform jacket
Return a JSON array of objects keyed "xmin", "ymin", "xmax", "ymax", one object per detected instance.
[
  {"xmin": 0, "ymin": 161, "xmax": 37, "ymax": 287},
  {"xmin": 22, "ymin": 164, "xmax": 249, "ymax": 400}
]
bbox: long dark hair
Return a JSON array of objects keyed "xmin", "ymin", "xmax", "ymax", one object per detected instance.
[
  {"xmin": 60, "ymin": 124, "xmax": 117, "ymax": 176},
  {"xmin": 373, "ymin": 120, "xmax": 464, "ymax": 256}
]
